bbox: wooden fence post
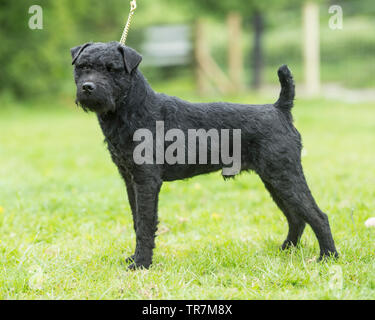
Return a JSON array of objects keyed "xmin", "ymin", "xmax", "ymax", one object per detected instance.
[
  {"xmin": 303, "ymin": 1, "xmax": 321, "ymax": 96},
  {"xmin": 194, "ymin": 19, "xmax": 234, "ymax": 95},
  {"xmin": 227, "ymin": 12, "xmax": 244, "ymax": 92},
  {"xmin": 194, "ymin": 19, "xmax": 211, "ymax": 95}
]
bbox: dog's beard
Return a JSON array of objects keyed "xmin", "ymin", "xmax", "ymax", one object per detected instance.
[{"xmin": 75, "ymin": 90, "xmax": 116, "ymax": 114}]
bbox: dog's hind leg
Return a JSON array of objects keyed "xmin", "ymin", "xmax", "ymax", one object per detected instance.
[
  {"xmin": 262, "ymin": 180, "xmax": 306, "ymax": 249},
  {"xmin": 128, "ymin": 174, "xmax": 162, "ymax": 270},
  {"xmin": 259, "ymin": 163, "xmax": 338, "ymax": 260}
]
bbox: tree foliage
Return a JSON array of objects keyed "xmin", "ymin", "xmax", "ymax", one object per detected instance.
[{"xmin": 0, "ymin": 0, "xmax": 131, "ymax": 98}]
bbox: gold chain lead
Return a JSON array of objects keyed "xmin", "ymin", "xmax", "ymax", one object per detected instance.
[{"xmin": 120, "ymin": 0, "xmax": 137, "ymax": 45}]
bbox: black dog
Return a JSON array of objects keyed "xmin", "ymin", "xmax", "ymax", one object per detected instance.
[{"xmin": 71, "ymin": 41, "xmax": 338, "ymax": 269}]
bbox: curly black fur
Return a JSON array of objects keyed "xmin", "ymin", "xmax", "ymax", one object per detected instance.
[{"xmin": 71, "ymin": 41, "xmax": 338, "ymax": 269}]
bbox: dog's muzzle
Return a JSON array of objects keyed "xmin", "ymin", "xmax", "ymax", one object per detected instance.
[{"xmin": 76, "ymin": 82, "xmax": 115, "ymax": 114}]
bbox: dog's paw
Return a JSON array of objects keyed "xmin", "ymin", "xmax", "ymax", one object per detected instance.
[
  {"xmin": 318, "ymin": 250, "xmax": 339, "ymax": 262},
  {"xmin": 127, "ymin": 263, "xmax": 137, "ymax": 270},
  {"xmin": 126, "ymin": 255, "xmax": 152, "ymax": 270},
  {"xmin": 281, "ymin": 239, "xmax": 298, "ymax": 250},
  {"xmin": 125, "ymin": 254, "xmax": 135, "ymax": 264},
  {"xmin": 127, "ymin": 261, "xmax": 151, "ymax": 271}
]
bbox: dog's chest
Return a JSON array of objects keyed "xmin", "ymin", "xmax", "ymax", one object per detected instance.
[{"xmin": 98, "ymin": 115, "xmax": 134, "ymax": 168}]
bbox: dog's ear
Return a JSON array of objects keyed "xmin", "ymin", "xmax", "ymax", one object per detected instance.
[
  {"xmin": 71, "ymin": 43, "xmax": 92, "ymax": 65},
  {"xmin": 118, "ymin": 45, "xmax": 142, "ymax": 74}
]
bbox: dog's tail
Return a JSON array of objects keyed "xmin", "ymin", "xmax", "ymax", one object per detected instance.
[{"xmin": 275, "ymin": 65, "xmax": 295, "ymax": 112}]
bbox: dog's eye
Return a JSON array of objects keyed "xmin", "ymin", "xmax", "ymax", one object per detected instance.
[
  {"xmin": 76, "ymin": 64, "xmax": 90, "ymax": 71},
  {"xmin": 106, "ymin": 64, "xmax": 116, "ymax": 72}
]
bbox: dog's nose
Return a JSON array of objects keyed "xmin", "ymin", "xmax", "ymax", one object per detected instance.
[{"xmin": 82, "ymin": 82, "xmax": 96, "ymax": 93}]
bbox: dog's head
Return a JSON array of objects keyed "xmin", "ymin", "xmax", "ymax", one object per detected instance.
[{"xmin": 70, "ymin": 41, "xmax": 142, "ymax": 114}]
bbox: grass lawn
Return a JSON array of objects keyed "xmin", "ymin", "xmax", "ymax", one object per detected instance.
[{"xmin": 0, "ymin": 94, "xmax": 374, "ymax": 299}]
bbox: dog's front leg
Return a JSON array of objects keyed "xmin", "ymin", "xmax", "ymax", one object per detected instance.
[
  {"xmin": 128, "ymin": 177, "xmax": 162, "ymax": 270},
  {"xmin": 123, "ymin": 176, "xmax": 137, "ymax": 263}
]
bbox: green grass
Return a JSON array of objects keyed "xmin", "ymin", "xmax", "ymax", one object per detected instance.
[{"xmin": 0, "ymin": 94, "xmax": 374, "ymax": 299}]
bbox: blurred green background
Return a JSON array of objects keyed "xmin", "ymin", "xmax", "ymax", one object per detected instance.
[{"xmin": 0, "ymin": 0, "xmax": 374, "ymax": 101}]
